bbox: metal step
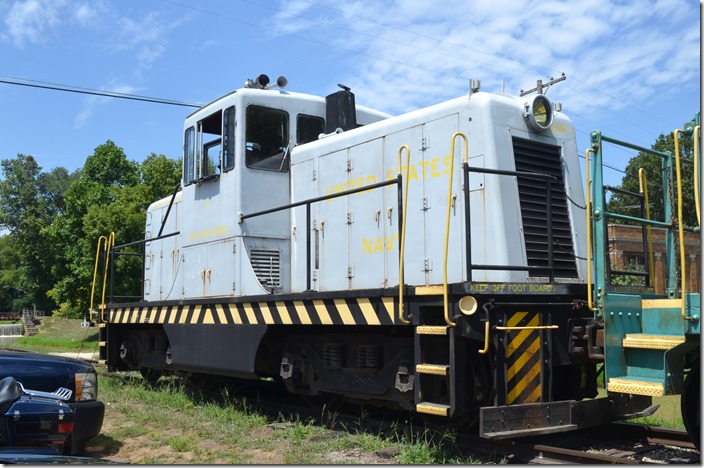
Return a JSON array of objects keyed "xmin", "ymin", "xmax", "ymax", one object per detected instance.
[
  {"xmin": 416, "ymin": 364, "xmax": 449, "ymax": 376},
  {"xmin": 416, "ymin": 402, "xmax": 450, "ymax": 416},
  {"xmin": 640, "ymin": 298, "xmax": 686, "ymax": 335},
  {"xmin": 622, "ymin": 334, "xmax": 684, "ymax": 350},
  {"xmin": 607, "ymin": 377, "xmax": 664, "ymax": 397},
  {"xmin": 416, "ymin": 325, "xmax": 448, "ymax": 335}
]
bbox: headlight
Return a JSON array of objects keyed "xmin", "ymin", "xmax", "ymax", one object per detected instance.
[
  {"xmin": 75, "ymin": 372, "xmax": 98, "ymax": 401},
  {"xmin": 524, "ymin": 94, "xmax": 553, "ymax": 132}
]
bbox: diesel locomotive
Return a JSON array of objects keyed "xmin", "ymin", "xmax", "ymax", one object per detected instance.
[{"xmin": 94, "ymin": 74, "xmax": 700, "ymax": 442}]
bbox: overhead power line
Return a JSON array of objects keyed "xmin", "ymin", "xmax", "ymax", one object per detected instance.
[{"xmin": 0, "ymin": 76, "xmax": 202, "ymax": 108}]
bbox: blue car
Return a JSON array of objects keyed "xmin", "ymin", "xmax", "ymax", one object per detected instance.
[{"xmin": 0, "ymin": 350, "xmax": 105, "ymax": 454}]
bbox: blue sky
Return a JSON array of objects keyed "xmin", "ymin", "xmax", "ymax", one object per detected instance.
[{"xmin": 0, "ymin": 0, "xmax": 700, "ymax": 189}]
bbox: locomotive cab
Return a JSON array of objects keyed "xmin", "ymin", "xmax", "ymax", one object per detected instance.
[{"xmin": 144, "ymin": 77, "xmax": 389, "ymax": 301}]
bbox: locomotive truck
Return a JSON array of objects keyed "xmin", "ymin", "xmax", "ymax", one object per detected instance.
[{"xmin": 94, "ymin": 74, "xmax": 700, "ymax": 443}]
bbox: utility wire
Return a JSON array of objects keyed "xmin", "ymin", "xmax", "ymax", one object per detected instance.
[{"xmin": 0, "ymin": 75, "xmax": 201, "ymax": 108}]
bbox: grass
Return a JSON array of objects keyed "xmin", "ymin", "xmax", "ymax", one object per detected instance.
[
  {"xmin": 13, "ymin": 316, "xmax": 689, "ymax": 463},
  {"xmin": 93, "ymin": 371, "xmax": 488, "ymax": 464},
  {"xmin": 8, "ymin": 316, "xmax": 99, "ymax": 353}
]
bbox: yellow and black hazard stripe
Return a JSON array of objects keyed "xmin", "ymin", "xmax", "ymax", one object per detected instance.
[
  {"xmin": 108, "ymin": 296, "xmax": 398, "ymax": 326},
  {"xmin": 504, "ymin": 311, "xmax": 542, "ymax": 405}
]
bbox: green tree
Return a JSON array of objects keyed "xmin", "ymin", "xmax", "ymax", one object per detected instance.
[
  {"xmin": 0, "ymin": 154, "xmax": 70, "ymax": 311},
  {"xmin": 46, "ymin": 141, "xmax": 140, "ymax": 317},
  {"xmin": 0, "ymin": 235, "xmax": 27, "ymax": 311},
  {"xmin": 82, "ymin": 140, "xmax": 139, "ymax": 187},
  {"xmin": 46, "ymin": 142, "xmax": 181, "ymax": 317},
  {"xmin": 607, "ymin": 122, "xmax": 696, "ymax": 228},
  {"xmin": 140, "ymin": 153, "xmax": 182, "ymax": 200}
]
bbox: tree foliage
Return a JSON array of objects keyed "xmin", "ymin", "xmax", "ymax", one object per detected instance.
[
  {"xmin": 0, "ymin": 154, "xmax": 75, "ymax": 311},
  {"xmin": 0, "ymin": 141, "xmax": 180, "ymax": 317}
]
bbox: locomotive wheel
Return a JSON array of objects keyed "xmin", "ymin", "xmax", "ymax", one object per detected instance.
[{"xmin": 681, "ymin": 364, "xmax": 700, "ymax": 450}]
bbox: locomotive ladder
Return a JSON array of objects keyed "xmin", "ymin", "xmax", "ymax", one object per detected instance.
[
  {"xmin": 413, "ymin": 290, "xmax": 459, "ymax": 417},
  {"xmin": 411, "ymin": 133, "xmax": 468, "ymax": 418}
]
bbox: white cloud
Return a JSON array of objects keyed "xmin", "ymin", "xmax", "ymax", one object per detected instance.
[
  {"xmin": 111, "ymin": 11, "xmax": 186, "ymax": 75},
  {"xmin": 72, "ymin": 2, "xmax": 102, "ymax": 26},
  {"xmin": 2, "ymin": 0, "xmax": 66, "ymax": 47},
  {"xmin": 271, "ymin": 0, "xmax": 699, "ymax": 118}
]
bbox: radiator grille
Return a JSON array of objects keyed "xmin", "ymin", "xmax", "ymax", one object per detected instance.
[
  {"xmin": 250, "ymin": 249, "xmax": 281, "ymax": 288},
  {"xmin": 513, "ymin": 138, "xmax": 578, "ymax": 278}
]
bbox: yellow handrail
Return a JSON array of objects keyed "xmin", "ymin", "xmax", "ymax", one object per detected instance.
[
  {"xmin": 673, "ymin": 130, "xmax": 688, "ymax": 320},
  {"xmin": 89, "ymin": 232, "xmax": 114, "ymax": 323},
  {"xmin": 695, "ymin": 125, "xmax": 701, "ymax": 227},
  {"xmin": 100, "ymin": 232, "xmax": 115, "ymax": 322},
  {"xmin": 443, "ymin": 132, "xmax": 468, "ymax": 328},
  {"xmin": 89, "ymin": 235, "xmax": 108, "ymax": 322},
  {"xmin": 478, "ymin": 321, "xmax": 490, "ymax": 354},
  {"xmin": 397, "ymin": 145, "xmax": 411, "ymax": 325},
  {"xmin": 638, "ymin": 168, "xmax": 655, "ymax": 283},
  {"xmin": 585, "ymin": 148, "xmax": 596, "ymax": 312},
  {"xmin": 495, "ymin": 325, "xmax": 559, "ymax": 331}
]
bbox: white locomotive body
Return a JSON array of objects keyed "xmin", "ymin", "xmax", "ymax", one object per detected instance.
[
  {"xmin": 101, "ymin": 76, "xmax": 651, "ymax": 439},
  {"xmin": 144, "ymin": 84, "xmax": 586, "ymax": 301}
]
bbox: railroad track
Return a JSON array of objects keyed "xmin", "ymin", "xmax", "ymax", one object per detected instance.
[{"xmin": 503, "ymin": 422, "xmax": 700, "ymax": 464}]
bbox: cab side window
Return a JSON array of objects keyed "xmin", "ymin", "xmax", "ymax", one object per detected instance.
[
  {"xmin": 223, "ymin": 106, "xmax": 235, "ymax": 171},
  {"xmin": 245, "ymin": 106, "xmax": 290, "ymax": 172},
  {"xmin": 197, "ymin": 111, "xmax": 222, "ymax": 181},
  {"xmin": 297, "ymin": 114, "xmax": 324, "ymax": 144},
  {"xmin": 183, "ymin": 126, "xmax": 196, "ymax": 185}
]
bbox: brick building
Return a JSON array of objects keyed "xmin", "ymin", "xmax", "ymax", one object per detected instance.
[{"xmin": 607, "ymin": 224, "xmax": 701, "ymax": 295}]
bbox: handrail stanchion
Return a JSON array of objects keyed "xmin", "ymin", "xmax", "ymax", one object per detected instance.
[
  {"xmin": 397, "ymin": 145, "xmax": 411, "ymax": 325},
  {"xmin": 694, "ymin": 125, "xmax": 701, "ymax": 227},
  {"xmin": 443, "ymin": 132, "xmax": 468, "ymax": 328},
  {"xmin": 90, "ymin": 235, "xmax": 108, "ymax": 323},
  {"xmin": 100, "ymin": 232, "xmax": 115, "ymax": 322},
  {"xmin": 585, "ymin": 148, "xmax": 596, "ymax": 312},
  {"xmin": 673, "ymin": 130, "xmax": 690, "ymax": 321}
]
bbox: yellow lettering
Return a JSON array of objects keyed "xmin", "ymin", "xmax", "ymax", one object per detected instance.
[
  {"xmin": 363, "ymin": 238, "xmax": 374, "ymax": 255},
  {"xmin": 443, "ymin": 154, "xmax": 452, "ymax": 175},
  {"xmin": 408, "ymin": 164, "xmax": 419, "ymax": 181},
  {"xmin": 385, "ymin": 233, "xmax": 399, "ymax": 252},
  {"xmin": 374, "ymin": 237, "xmax": 384, "ymax": 253},
  {"xmin": 430, "ymin": 158, "xmax": 441, "ymax": 177}
]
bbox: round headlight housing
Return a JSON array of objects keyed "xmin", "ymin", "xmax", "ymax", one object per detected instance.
[{"xmin": 524, "ymin": 95, "xmax": 553, "ymax": 132}]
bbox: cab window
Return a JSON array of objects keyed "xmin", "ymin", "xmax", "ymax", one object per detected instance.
[
  {"xmin": 297, "ymin": 114, "xmax": 324, "ymax": 144},
  {"xmin": 197, "ymin": 111, "xmax": 222, "ymax": 181},
  {"xmin": 182, "ymin": 106, "xmax": 237, "ymax": 185},
  {"xmin": 183, "ymin": 126, "xmax": 195, "ymax": 184},
  {"xmin": 245, "ymin": 106, "xmax": 289, "ymax": 172},
  {"xmin": 223, "ymin": 106, "xmax": 235, "ymax": 171}
]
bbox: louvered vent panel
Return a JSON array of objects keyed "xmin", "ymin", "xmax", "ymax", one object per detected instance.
[
  {"xmin": 512, "ymin": 138, "xmax": 578, "ymax": 278},
  {"xmin": 250, "ymin": 249, "xmax": 281, "ymax": 288}
]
